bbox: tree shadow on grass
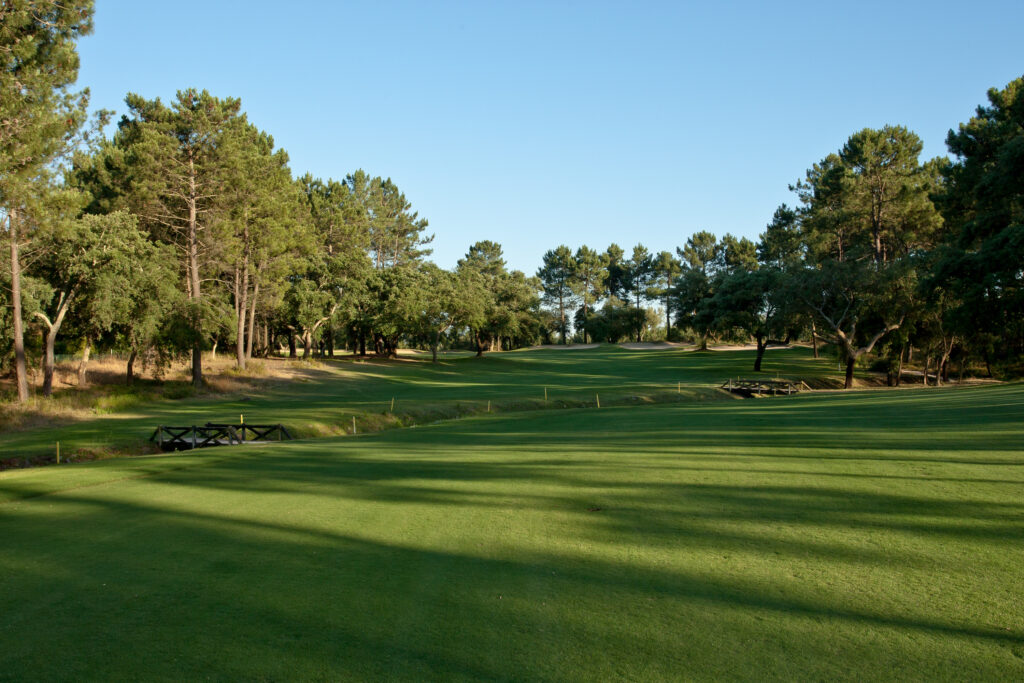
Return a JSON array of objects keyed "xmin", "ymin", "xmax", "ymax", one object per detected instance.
[
  {"xmin": 3, "ymin": 383, "xmax": 1023, "ymax": 677},
  {"xmin": 2, "ymin": 484, "xmax": 1023, "ymax": 680}
]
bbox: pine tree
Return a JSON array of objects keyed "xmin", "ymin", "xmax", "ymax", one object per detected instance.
[
  {"xmin": 116, "ymin": 88, "xmax": 244, "ymax": 387},
  {"xmin": 1, "ymin": 0, "xmax": 93, "ymax": 401},
  {"xmin": 537, "ymin": 245, "xmax": 577, "ymax": 344},
  {"xmin": 570, "ymin": 246, "xmax": 607, "ymax": 344}
]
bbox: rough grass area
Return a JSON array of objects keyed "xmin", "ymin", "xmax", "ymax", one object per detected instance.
[
  {"xmin": 1, "ymin": 383, "xmax": 1022, "ymax": 679},
  {"xmin": 0, "ymin": 357, "xmax": 302, "ymax": 434},
  {"xmin": 2, "ymin": 346, "xmax": 851, "ymax": 463}
]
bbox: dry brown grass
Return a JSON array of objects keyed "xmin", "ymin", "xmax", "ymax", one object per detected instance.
[{"xmin": 0, "ymin": 353, "xmax": 331, "ymax": 435}]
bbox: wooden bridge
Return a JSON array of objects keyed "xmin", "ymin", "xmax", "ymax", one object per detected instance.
[
  {"xmin": 721, "ymin": 378, "xmax": 806, "ymax": 397},
  {"xmin": 150, "ymin": 423, "xmax": 293, "ymax": 452}
]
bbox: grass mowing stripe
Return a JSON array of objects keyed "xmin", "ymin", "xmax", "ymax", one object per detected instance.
[
  {"xmin": 2, "ymin": 346, "xmax": 840, "ymax": 460},
  {"xmin": 1, "ymin": 382, "xmax": 1022, "ymax": 679}
]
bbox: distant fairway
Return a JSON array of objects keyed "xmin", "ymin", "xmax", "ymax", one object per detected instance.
[
  {"xmin": 2, "ymin": 378, "xmax": 1022, "ymax": 680},
  {"xmin": 3, "ymin": 345, "xmax": 841, "ymax": 459}
]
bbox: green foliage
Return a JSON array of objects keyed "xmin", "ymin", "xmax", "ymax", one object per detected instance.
[
  {"xmin": 935, "ymin": 74, "xmax": 1024, "ymax": 355},
  {"xmin": 458, "ymin": 241, "xmax": 543, "ymax": 354},
  {"xmin": 650, "ymin": 250, "xmax": 682, "ymax": 337},
  {"xmin": 706, "ymin": 266, "xmax": 794, "ymax": 370},
  {"xmin": 113, "ymin": 88, "xmax": 248, "ymax": 385},
  {"xmin": 786, "ymin": 126, "xmax": 944, "ymax": 385},
  {"xmin": 677, "ymin": 230, "xmax": 720, "ymax": 275},
  {"xmin": 795, "ymin": 126, "xmax": 943, "ymax": 265},
  {"xmin": 537, "ymin": 245, "xmax": 578, "ymax": 343},
  {"xmin": 0, "ymin": 0, "xmax": 93, "ymax": 196},
  {"xmin": 1, "ymin": 0, "xmax": 95, "ymax": 402},
  {"xmin": 623, "ymin": 244, "xmax": 655, "ymax": 342},
  {"xmin": 570, "ymin": 245, "xmax": 607, "ymax": 343},
  {"xmin": 758, "ymin": 204, "xmax": 803, "ymax": 268},
  {"xmin": 603, "ymin": 243, "xmax": 627, "ymax": 300}
]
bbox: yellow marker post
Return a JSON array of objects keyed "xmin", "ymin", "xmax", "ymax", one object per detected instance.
[{"xmin": 56, "ymin": 441, "xmax": 60, "ymax": 465}]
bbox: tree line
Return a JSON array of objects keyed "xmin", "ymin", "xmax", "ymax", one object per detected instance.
[
  {"xmin": 537, "ymin": 100, "xmax": 1024, "ymax": 389},
  {"xmin": 3, "ymin": 3, "xmax": 1022, "ymax": 401}
]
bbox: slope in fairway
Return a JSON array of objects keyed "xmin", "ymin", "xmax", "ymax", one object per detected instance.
[
  {"xmin": 1, "ymin": 384, "xmax": 1023, "ymax": 679},
  {"xmin": 2, "ymin": 346, "xmax": 838, "ymax": 458}
]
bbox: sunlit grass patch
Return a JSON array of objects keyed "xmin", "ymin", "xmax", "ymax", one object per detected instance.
[{"xmin": 1, "ymin": 383, "xmax": 1022, "ymax": 679}]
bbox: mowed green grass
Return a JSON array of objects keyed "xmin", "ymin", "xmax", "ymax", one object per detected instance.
[
  {"xmin": 1, "ymin": 381, "xmax": 1022, "ymax": 680},
  {"xmin": 3, "ymin": 346, "xmax": 841, "ymax": 458}
]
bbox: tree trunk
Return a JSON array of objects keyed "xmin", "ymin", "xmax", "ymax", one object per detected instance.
[
  {"xmin": 235, "ymin": 255, "xmax": 248, "ymax": 370},
  {"xmin": 432, "ymin": 330, "xmax": 439, "ymax": 364},
  {"xmin": 78, "ymin": 337, "xmax": 92, "ymax": 386},
  {"xmin": 302, "ymin": 330, "xmax": 312, "ymax": 359},
  {"xmin": 581, "ymin": 298, "xmax": 589, "ymax": 344},
  {"xmin": 844, "ymin": 356, "xmax": 855, "ymax": 389},
  {"xmin": 126, "ymin": 348, "xmax": 137, "ymax": 386},
  {"xmin": 475, "ymin": 331, "xmax": 485, "ymax": 357},
  {"xmin": 699, "ymin": 331, "xmax": 708, "ymax": 351},
  {"xmin": 326, "ymin": 327, "xmax": 334, "ymax": 358},
  {"xmin": 895, "ymin": 345, "xmax": 905, "ymax": 387},
  {"xmin": 8, "ymin": 210, "xmax": 29, "ymax": 402},
  {"xmin": 246, "ymin": 280, "xmax": 260, "ymax": 360},
  {"xmin": 559, "ymin": 292, "xmax": 566, "ymax": 344},
  {"xmin": 288, "ymin": 330, "xmax": 297, "ymax": 358},
  {"xmin": 635, "ymin": 292, "xmax": 642, "ymax": 343},
  {"xmin": 937, "ymin": 340, "xmax": 955, "ymax": 386},
  {"xmin": 211, "ymin": 339, "xmax": 218, "ymax": 361},
  {"xmin": 923, "ymin": 356, "xmax": 931, "ymax": 387},
  {"xmin": 359, "ymin": 329, "xmax": 366, "ymax": 357},
  {"xmin": 38, "ymin": 293, "xmax": 74, "ymax": 397},
  {"xmin": 753, "ymin": 337, "xmax": 766, "ymax": 372},
  {"xmin": 188, "ymin": 155, "xmax": 203, "ymax": 389},
  {"xmin": 42, "ymin": 326, "xmax": 57, "ymax": 397},
  {"xmin": 810, "ymin": 320, "xmax": 819, "ymax": 359},
  {"xmin": 665, "ymin": 294, "xmax": 671, "ymax": 340}
]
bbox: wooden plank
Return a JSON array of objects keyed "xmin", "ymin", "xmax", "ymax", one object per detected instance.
[{"xmin": 155, "ymin": 423, "xmax": 293, "ymax": 450}]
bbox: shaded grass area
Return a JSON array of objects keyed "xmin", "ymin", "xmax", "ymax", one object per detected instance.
[
  {"xmin": 1, "ymin": 383, "xmax": 1022, "ymax": 679},
  {"xmin": 1, "ymin": 346, "xmax": 841, "ymax": 461}
]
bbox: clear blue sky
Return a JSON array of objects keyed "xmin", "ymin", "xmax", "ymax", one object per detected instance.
[{"xmin": 77, "ymin": 1, "xmax": 1024, "ymax": 274}]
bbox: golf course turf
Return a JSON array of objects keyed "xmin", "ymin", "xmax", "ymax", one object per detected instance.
[
  {"xmin": 1, "ymin": 349, "xmax": 1023, "ymax": 680},
  {"xmin": 3, "ymin": 346, "xmax": 838, "ymax": 459}
]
